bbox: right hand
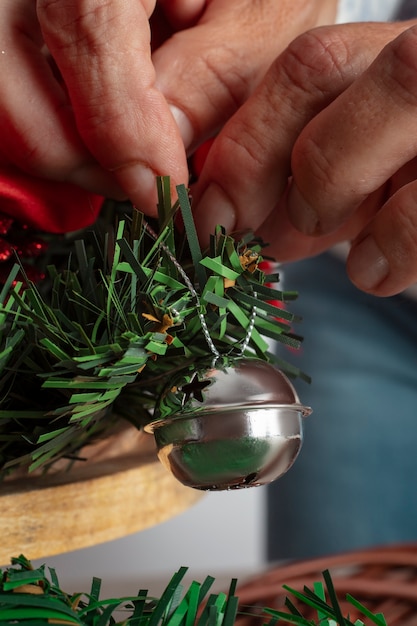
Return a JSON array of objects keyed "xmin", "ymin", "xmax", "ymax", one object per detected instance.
[{"xmin": 192, "ymin": 19, "xmax": 417, "ymax": 297}]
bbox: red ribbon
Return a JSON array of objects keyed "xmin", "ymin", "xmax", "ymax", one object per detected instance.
[{"xmin": 0, "ymin": 169, "xmax": 103, "ymax": 233}]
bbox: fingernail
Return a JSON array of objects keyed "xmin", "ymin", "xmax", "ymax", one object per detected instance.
[
  {"xmin": 114, "ymin": 164, "xmax": 158, "ymax": 215},
  {"xmin": 348, "ymin": 235, "xmax": 389, "ymax": 290},
  {"xmin": 287, "ymin": 183, "xmax": 320, "ymax": 235},
  {"xmin": 194, "ymin": 184, "xmax": 236, "ymax": 240},
  {"xmin": 170, "ymin": 105, "xmax": 194, "ymax": 150}
]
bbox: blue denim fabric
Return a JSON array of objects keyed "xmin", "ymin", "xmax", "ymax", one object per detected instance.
[
  {"xmin": 336, "ymin": 0, "xmax": 400, "ymax": 23},
  {"xmin": 395, "ymin": 0, "xmax": 417, "ymax": 18},
  {"xmin": 267, "ymin": 253, "xmax": 417, "ymax": 560}
]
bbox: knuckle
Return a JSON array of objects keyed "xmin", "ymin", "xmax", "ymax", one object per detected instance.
[
  {"xmin": 37, "ymin": 0, "xmax": 112, "ymax": 48},
  {"xmin": 292, "ymin": 130, "xmax": 339, "ymax": 196},
  {"xmin": 217, "ymin": 120, "xmax": 269, "ymax": 178},
  {"xmin": 200, "ymin": 46, "xmax": 252, "ymax": 112},
  {"xmin": 388, "ymin": 187, "xmax": 417, "ymax": 263},
  {"xmin": 37, "ymin": 0, "xmax": 75, "ymax": 32},
  {"xmin": 165, "ymin": 41, "xmax": 253, "ymax": 136},
  {"xmin": 75, "ymin": 101, "xmax": 131, "ymax": 153},
  {"xmin": 382, "ymin": 26, "xmax": 417, "ymax": 108},
  {"xmin": 279, "ymin": 27, "xmax": 351, "ymax": 98},
  {"xmin": 202, "ymin": 56, "xmax": 242, "ymax": 112}
]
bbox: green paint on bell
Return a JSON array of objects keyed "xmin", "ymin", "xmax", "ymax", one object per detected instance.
[
  {"xmin": 162, "ymin": 438, "xmax": 271, "ymax": 489},
  {"xmin": 146, "ymin": 357, "xmax": 311, "ymax": 490}
]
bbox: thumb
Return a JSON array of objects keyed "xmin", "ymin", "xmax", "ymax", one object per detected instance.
[{"xmin": 37, "ymin": 0, "xmax": 188, "ymax": 214}]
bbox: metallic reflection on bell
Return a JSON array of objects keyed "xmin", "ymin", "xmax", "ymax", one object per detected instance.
[{"xmin": 145, "ymin": 357, "xmax": 311, "ymax": 491}]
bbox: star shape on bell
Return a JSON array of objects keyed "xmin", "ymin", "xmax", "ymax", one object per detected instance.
[{"xmin": 180, "ymin": 372, "xmax": 211, "ymax": 404}]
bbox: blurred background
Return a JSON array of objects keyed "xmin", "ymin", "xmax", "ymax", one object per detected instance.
[{"xmin": 30, "ymin": 486, "xmax": 267, "ymax": 597}]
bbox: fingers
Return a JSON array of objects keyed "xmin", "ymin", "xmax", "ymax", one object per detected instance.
[
  {"xmin": 37, "ymin": 0, "xmax": 188, "ymax": 214},
  {"xmin": 287, "ymin": 23, "xmax": 417, "ymax": 237},
  {"xmin": 257, "ymin": 180, "xmax": 386, "ymax": 263},
  {"xmin": 347, "ymin": 180, "xmax": 417, "ymax": 296},
  {"xmin": 0, "ymin": 0, "xmax": 122, "ymax": 198},
  {"xmin": 153, "ymin": 0, "xmax": 338, "ymax": 153},
  {"xmin": 192, "ymin": 21, "xmax": 403, "ymax": 243},
  {"xmin": 261, "ymin": 160, "xmax": 417, "ymax": 297}
]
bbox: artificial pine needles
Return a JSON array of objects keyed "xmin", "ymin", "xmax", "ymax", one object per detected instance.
[
  {"xmin": 0, "ymin": 555, "xmax": 389, "ymax": 626},
  {"xmin": 0, "ymin": 178, "xmax": 306, "ymax": 479}
]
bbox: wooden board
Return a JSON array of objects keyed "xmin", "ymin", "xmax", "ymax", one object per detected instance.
[{"xmin": 0, "ymin": 428, "xmax": 201, "ymax": 564}]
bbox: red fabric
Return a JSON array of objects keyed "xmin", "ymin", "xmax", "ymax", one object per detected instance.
[
  {"xmin": 191, "ymin": 138, "xmax": 215, "ymax": 179},
  {"xmin": 0, "ymin": 169, "xmax": 103, "ymax": 233}
]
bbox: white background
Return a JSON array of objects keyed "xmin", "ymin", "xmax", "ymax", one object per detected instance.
[{"xmin": 30, "ymin": 486, "xmax": 267, "ymax": 597}]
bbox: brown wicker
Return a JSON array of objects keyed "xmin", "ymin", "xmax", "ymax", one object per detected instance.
[{"xmin": 235, "ymin": 543, "xmax": 417, "ymax": 625}]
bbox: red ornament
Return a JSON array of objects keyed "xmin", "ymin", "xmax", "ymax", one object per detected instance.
[
  {"xmin": 0, "ymin": 167, "xmax": 104, "ymax": 287},
  {"xmin": 0, "ymin": 239, "xmax": 14, "ymax": 262},
  {"xmin": 15, "ymin": 238, "xmax": 48, "ymax": 258},
  {"xmin": 0, "ymin": 215, "xmax": 14, "ymax": 236},
  {"xmin": 0, "ymin": 168, "xmax": 103, "ymax": 233}
]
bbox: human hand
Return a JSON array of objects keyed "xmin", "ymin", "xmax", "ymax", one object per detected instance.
[
  {"xmin": 0, "ymin": 0, "xmax": 336, "ymax": 220},
  {"xmin": 192, "ymin": 20, "xmax": 417, "ymax": 297},
  {"xmin": 1, "ymin": 0, "xmax": 188, "ymax": 216},
  {"xmin": 152, "ymin": 0, "xmax": 338, "ymax": 154}
]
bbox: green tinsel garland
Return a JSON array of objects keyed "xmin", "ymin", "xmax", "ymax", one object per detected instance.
[
  {"xmin": 0, "ymin": 178, "xmax": 307, "ymax": 479},
  {"xmin": 0, "ymin": 555, "xmax": 388, "ymax": 625}
]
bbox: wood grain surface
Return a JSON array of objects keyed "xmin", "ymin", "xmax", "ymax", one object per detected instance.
[{"xmin": 0, "ymin": 427, "xmax": 201, "ymax": 564}]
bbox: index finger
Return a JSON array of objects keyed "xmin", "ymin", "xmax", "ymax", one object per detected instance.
[
  {"xmin": 287, "ymin": 22, "xmax": 417, "ymax": 236},
  {"xmin": 37, "ymin": 0, "xmax": 188, "ymax": 214}
]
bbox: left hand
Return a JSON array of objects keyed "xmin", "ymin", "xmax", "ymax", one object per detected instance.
[{"xmin": 1, "ymin": 0, "xmax": 337, "ymax": 224}]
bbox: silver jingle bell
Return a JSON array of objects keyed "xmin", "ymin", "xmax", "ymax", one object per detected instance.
[{"xmin": 145, "ymin": 357, "xmax": 311, "ymax": 491}]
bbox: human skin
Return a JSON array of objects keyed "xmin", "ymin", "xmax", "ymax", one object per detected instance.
[
  {"xmin": 0, "ymin": 0, "xmax": 336, "ymax": 214},
  {"xmin": 192, "ymin": 20, "xmax": 417, "ymax": 297}
]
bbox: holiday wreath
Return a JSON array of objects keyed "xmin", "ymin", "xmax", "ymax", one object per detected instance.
[{"xmin": 0, "ymin": 177, "xmax": 308, "ymax": 481}]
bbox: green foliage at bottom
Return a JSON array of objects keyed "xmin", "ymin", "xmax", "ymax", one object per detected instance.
[{"xmin": 0, "ymin": 555, "xmax": 388, "ymax": 626}]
